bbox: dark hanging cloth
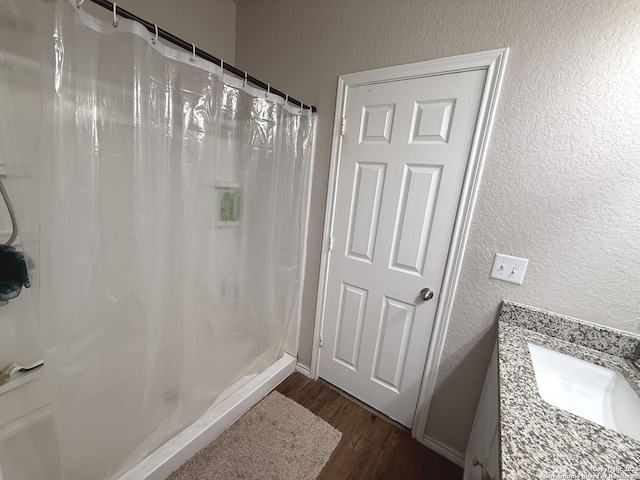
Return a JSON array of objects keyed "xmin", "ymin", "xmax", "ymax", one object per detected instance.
[{"xmin": 0, "ymin": 244, "xmax": 30, "ymax": 306}]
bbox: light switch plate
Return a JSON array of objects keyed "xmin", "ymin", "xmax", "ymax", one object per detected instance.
[{"xmin": 490, "ymin": 253, "xmax": 529, "ymax": 285}]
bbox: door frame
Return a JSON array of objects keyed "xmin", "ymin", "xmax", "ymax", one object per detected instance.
[{"xmin": 311, "ymin": 48, "xmax": 509, "ymax": 446}]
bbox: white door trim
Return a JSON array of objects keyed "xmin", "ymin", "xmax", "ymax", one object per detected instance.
[{"xmin": 311, "ymin": 48, "xmax": 509, "ymax": 442}]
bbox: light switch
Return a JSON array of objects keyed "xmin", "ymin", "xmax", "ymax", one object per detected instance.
[{"xmin": 490, "ymin": 253, "xmax": 529, "ymax": 285}]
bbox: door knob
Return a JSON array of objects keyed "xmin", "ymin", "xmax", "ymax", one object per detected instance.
[{"xmin": 419, "ymin": 288, "xmax": 434, "ymax": 301}]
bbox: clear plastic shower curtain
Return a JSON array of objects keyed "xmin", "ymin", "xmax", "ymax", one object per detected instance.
[{"xmin": 0, "ymin": 0, "xmax": 315, "ymax": 478}]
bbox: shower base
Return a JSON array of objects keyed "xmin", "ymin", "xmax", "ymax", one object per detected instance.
[{"xmin": 119, "ymin": 353, "xmax": 296, "ymax": 479}]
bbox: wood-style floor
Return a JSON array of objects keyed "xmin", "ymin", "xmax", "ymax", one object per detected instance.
[{"xmin": 276, "ymin": 372, "xmax": 463, "ymax": 480}]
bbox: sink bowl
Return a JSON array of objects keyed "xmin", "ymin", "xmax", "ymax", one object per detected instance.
[{"xmin": 528, "ymin": 343, "xmax": 640, "ymax": 441}]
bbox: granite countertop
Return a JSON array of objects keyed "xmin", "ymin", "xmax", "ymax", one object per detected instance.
[{"xmin": 497, "ymin": 301, "xmax": 640, "ymax": 480}]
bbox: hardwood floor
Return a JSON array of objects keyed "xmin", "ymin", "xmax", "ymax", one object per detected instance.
[{"xmin": 276, "ymin": 372, "xmax": 463, "ymax": 480}]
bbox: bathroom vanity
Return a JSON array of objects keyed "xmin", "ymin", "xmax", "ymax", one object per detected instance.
[{"xmin": 465, "ymin": 301, "xmax": 640, "ymax": 480}]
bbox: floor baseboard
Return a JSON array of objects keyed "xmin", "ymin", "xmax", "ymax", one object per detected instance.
[
  {"xmin": 295, "ymin": 363, "xmax": 311, "ymax": 378},
  {"xmin": 420, "ymin": 434, "xmax": 465, "ymax": 467}
]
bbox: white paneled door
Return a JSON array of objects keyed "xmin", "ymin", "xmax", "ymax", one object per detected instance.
[{"xmin": 318, "ymin": 69, "xmax": 486, "ymax": 427}]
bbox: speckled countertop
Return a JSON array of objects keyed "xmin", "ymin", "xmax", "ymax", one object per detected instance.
[{"xmin": 498, "ymin": 301, "xmax": 640, "ymax": 480}]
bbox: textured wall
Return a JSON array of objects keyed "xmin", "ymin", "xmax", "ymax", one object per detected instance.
[
  {"xmin": 235, "ymin": 0, "xmax": 640, "ymax": 453},
  {"xmin": 84, "ymin": 0, "xmax": 236, "ymax": 63}
]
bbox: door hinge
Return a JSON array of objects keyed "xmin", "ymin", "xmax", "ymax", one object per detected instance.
[
  {"xmin": 340, "ymin": 117, "xmax": 346, "ymax": 136},
  {"xmin": 328, "ymin": 236, "xmax": 334, "ymax": 251},
  {"xmin": 319, "ymin": 335, "xmax": 323, "ymax": 348}
]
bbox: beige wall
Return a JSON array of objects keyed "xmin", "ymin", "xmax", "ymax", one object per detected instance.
[
  {"xmin": 236, "ymin": 0, "xmax": 640, "ymax": 453},
  {"xmin": 84, "ymin": 0, "xmax": 236, "ymax": 63}
]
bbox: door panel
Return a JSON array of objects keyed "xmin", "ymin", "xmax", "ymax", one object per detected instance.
[
  {"xmin": 333, "ymin": 282, "xmax": 368, "ymax": 370},
  {"xmin": 390, "ymin": 164, "xmax": 442, "ymax": 275},
  {"xmin": 372, "ymin": 296, "xmax": 416, "ymax": 392},
  {"xmin": 346, "ymin": 162, "xmax": 386, "ymax": 262},
  {"xmin": 319, "ymin": 69, "xmax": 486, "ymax": 427}
]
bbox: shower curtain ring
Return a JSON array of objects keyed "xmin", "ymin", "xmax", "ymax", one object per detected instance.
[
  {"xmin": 284, "ymin": 94, "xmax": 288, "ymax": 106},
  {"xmin": 220, "ymin": 60, "xmax": 224, "ymax": 72},
  {"xmin": 76, "ymin": 0, "xmax": 84, "ymax": 9},
  {"xmin": 299, "ymin": 102, "xmax": 304, "ymax": 113},
  {"xmin": 266, "ymin": 84, "xmax": 270, "ymax": 98},
  {"xmin": 190, "ymin": 43, "xmax": 196, "ymax": 62},
  {"xmin": 243, "ymin": 72, "xmax": 248, "ymax": 87},
  {"xmin": 152, "ymin": 24, "xmax": 158, "ymax": 44},
  {"xmin": 112, "ymin": 2, "xmax": 118, "ymax": 27}
]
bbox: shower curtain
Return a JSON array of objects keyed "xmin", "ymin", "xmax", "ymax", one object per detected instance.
[{"xmin": 0, "ymin": 0, "xmax": 315, "ymax": 478}]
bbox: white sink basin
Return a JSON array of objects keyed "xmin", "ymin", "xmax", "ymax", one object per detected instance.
[{"xmin": 528, "ymin": 343, "xmax": 640, "ymax": 441}]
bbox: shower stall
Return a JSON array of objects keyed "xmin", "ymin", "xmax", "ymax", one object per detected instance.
[{"xmin": 0, "ymin": 0, "xmax": 316, "ymax": 478}]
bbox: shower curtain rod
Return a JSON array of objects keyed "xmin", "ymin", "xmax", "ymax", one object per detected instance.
[{"xmin": 84, "ymin": 0, "xmax": 317, "ymax": 113}]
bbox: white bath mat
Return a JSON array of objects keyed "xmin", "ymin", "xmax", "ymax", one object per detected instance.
[{"xmin": 167, "ymin": 390, "xmax": 342, "ymax": 480}]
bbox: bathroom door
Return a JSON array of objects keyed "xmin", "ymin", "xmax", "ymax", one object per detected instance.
[{"xmin": 318, "ymin": 68, "xmax": 486, "ymax": 427}]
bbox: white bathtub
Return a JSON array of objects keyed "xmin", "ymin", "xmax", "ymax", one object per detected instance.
[
  {"xmin": 0, "ymin": 369, "xmax": 59, "ymax": 480},
  {"xmin": 0, "ymin": 354, "xmax": 295, "ymax": 480}
]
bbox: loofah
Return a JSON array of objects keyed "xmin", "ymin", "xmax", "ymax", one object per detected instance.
[{"xmin": 0, "ymin": 244, "xmax": 30, "ymax": 305}]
